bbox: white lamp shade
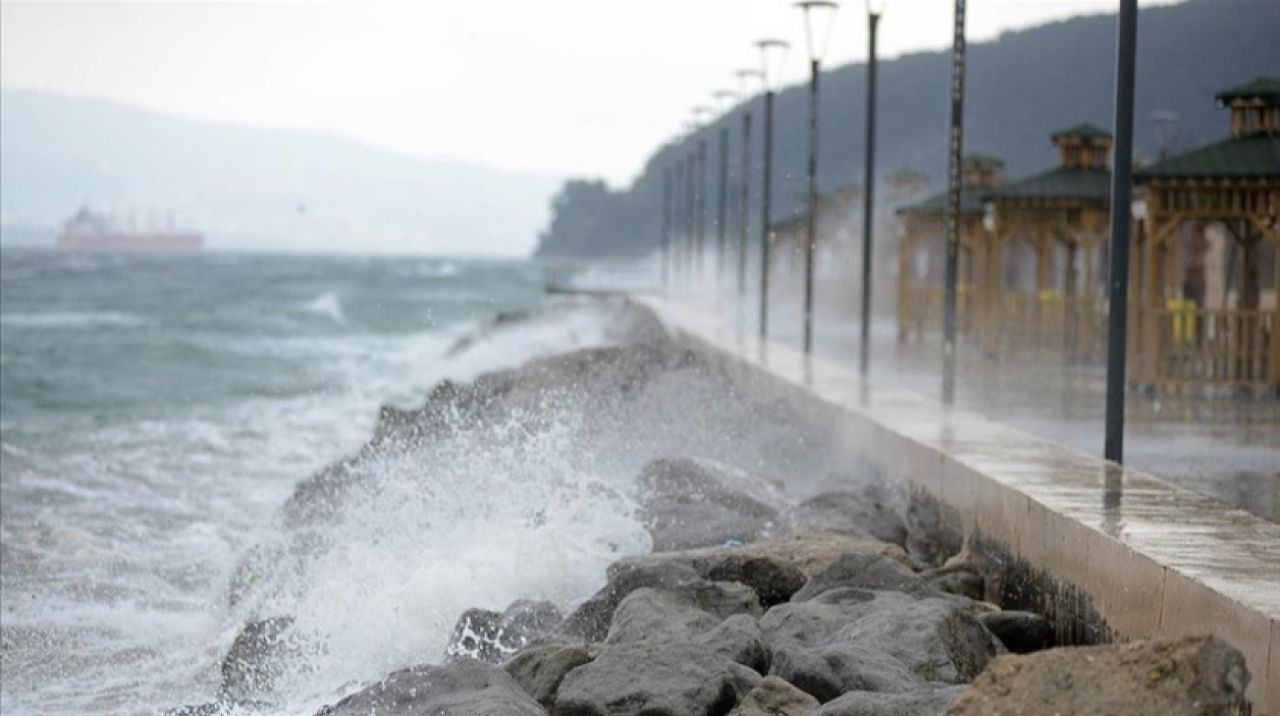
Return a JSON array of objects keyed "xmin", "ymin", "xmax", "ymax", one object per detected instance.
[{"xmin": 795, "ymin": 1, "xmax": 839, "ymax": 62}]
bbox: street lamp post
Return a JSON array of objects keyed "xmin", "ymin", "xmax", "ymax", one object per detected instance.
[
  {"xmin": 661, "ymin": 164, "xmax": 671, "ymax": 291},
  {"xmin": 859, "ymin": 0, "xmax": 886, "ymax": 376},
  {"xmin": 756, "ymin": 39, "xmax": 790, "ymax": 340},
  {"xmin": 1104, "ymin": 0, "xmax": 1138, "ymax": 464},
  {"xmin": 713, "ymin": 90, "xmax": 739, "ymax": 289},
  {"xmin": 941, "ymin": 0, "xmax": 966, "ymax": 405},
  {"xmin": 735, "ymin": 69, "xmax": 764, "ymax": 302},
  {"xmin": 796, "ymin": 0, "xmax": 840, "ymax": 355}
]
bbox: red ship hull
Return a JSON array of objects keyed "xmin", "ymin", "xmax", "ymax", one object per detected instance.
[{"xmin": 56, "ymin": 232, "xmax": 205, "ymax": 253}]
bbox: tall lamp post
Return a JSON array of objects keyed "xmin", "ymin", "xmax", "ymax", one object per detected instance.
[
  {"xmin": 692, "ymin": 106, "xmax": 712, "ymax": 283},
  {"xmin": 1104, "ymin": 0, "xmax": 1138, "ymax": 464},
  {"xmin": 941, "ymin": 0, "xmax": 966, "ymax": 405},
  {"xmin": 735, "ymin": 68, "xmax": 764, "ymax": 302},
  {"xmin": 796, "ymin": 0, "xmax": 840, "ymax": 355},
  {"xmin": 859, "ymin": 0, "xmax": 886, "ymax": 376},
  {"xmin": 713, "ymin": 90, "xmax": 739, "ymax": 288},
  {"xmin": 755, "ymin": 38, "xmax": 790, "ymax": 340}
]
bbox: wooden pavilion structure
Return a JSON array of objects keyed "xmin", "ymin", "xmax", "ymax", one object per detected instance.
[
  {"xmin": 1132, "ymin": 78, "xmax": 1280, "ymax": 393},
  {"xmin": 983, "ymin": 125, "xmax": 1113, "ymax": 357},
  {"xmin": 895, "ymin": 155, "xmax": 1004, "ymax": 341}
]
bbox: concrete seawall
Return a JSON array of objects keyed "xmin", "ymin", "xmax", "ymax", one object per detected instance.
[{"xmin": 642, "ymin": 297, "xmax": 1280, "ymax": 714}]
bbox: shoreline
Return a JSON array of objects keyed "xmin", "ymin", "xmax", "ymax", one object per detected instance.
[{"xmin": 181, "ymin": 296, "xmax": 1258, "ymax": 715}]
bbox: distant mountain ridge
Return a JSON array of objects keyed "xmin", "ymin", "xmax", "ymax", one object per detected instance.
[
  {"xmin": 534, "ymin": 0, "xmax": 1280, "ymax": 258},
  {"xmin": 0, "ymin": 90, "xmax": 560, "ymax": 255}
]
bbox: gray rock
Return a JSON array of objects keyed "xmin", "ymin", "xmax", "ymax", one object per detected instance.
[
  {"xmin": 977, "ymin": 610, "xmax": 1053, "ymax": 654},
  {"xmin": 610, "ymin": 536, "xmax": 913, "ymax": 581},
  {"xmin": 729, "ymin": 675, "xmax": 821, "ymax": 715},
  {"xmin": 696, "ymin": 614, "xmax": 772, "ymax": 674},
  {"xmin": 922, "ymin": 565, "xmax": 984, "ymax": 601},
  {"xmin": 554, "ymin": 641, "xmax": 762, "ymax": 716},
  {"xmin": 779, "ymin": 492, "xmax": 907, "ymax": 546},
  {"xmin": 314, "ymin": 660, "xmax": 543, "ymax": 716},
  {"xmin": 446, "ymin": 600, "xmax": 564, "ymax": 663},
  {"xmin": 637, "ymin": 457, "xmax": 784, "ymax": 551},
  {"xmin": 559, "ymin": 561, "xmax": 703, "ymax": 642},
  {"xmin": 790, "ymin": 552, "xmax": 926, "ymax": 602},
  {"xmin": 504, "ymin": 642, "xmax": 598, "ymax": 709},
  {"xmin": 605, "ymin": 581, "xmax": 761, "ymax": 645},
  {"xmin": 948, "ymin": 636, "xmax": 1249, "ymax": 716},
  {"xmin": 707, "ymin": 555, "xmax": 808, "ymax": 609},
  {"xmin": 761, "ymin": 589, "xmax": 999, "ymax": 703},
  {"xmin": 816, "ymin": 686, "xmax": 964, "ymax": 715},
  {"xmin": 220, "ymin": 616, "xmax": 295, "ymax": 702}
]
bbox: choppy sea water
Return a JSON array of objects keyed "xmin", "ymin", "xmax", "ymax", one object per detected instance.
[{"xmin": 0, "ymin": 250, "xmax": 638, "ymax": 714}]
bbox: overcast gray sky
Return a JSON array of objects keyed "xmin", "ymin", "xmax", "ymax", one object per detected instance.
[{"xmin": 2, "ymin": 0, "xmax": 1180, "ymax": 186}]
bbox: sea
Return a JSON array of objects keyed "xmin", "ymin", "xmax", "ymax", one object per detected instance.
[{"xmin": 0, "ymin": 249, "xmax": 654, "ymax": 715}]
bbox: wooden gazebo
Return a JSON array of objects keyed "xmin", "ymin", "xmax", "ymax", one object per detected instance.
[
  {"xmin": 984, "ymin": 125, "xmax": 1113, "ymax": 357},
  {"xmin": 1132, "ymin": 78, "xmax": 1280, "ymax": 393},
  {"xmin": 895, "ymin": 155, "xmax": 1003, "ymax": 342}
]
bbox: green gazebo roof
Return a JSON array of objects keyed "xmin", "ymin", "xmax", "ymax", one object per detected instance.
[
  {"xmin": 896, "ymin": 187, "xmax": 987, "ymax": 217},
  {"xmin": 1136, "ymin": 133, "xmax": 1280, "ymax": 182},
  {"xmin": 1215, "ymin": 77, "xmax": 1280, "ymax": 106},
  {"xmin": 986, "ymin": 167, "xmax": 1111, "ymax": 204},
  {"xmin": 1051, "ymin": 123, "xmax": 1112, "ymax": 142}
]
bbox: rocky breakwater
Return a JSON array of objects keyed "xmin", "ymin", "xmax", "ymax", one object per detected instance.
[
  {"xmin": 314, "ymin": 454, "xmax": 1252, "ymax": 715},
  {"xmin": 192, "ymin": 298, "xmax": 1251, "ymax": 716}
]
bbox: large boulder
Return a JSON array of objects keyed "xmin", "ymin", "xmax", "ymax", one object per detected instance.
[
  {"xmin": 553, "ymin": 641, "xmax": 762, "ymax": 716},
  {"xmin": 778, "ymin": 492, "xmax": 907, "ymax": 546},
  {"xmin": 817, "ymin": 686, "xmax": 964, "ymax": 715},
  {"xmin": 948, "ymin": 636, "xmax": 1249, "ymax": 716},
  {"xmin": 610, "ymin": 535, "xmax": 912, "ymax": 582},
  {"xmin": 559, "ymin": 561, "xmax": 703, "ymax": 642},
  {"xmin": 729, "ymin": 675, "xmax": 821, "ymax": 715},
  {"xmin": 636, "ymin": 458, "xmax": 786, "ymax": 551},
  {"xmin": 604, "ymin": 583, "xmax": 768, "ymax": 671},
  {"xmin": 503, "ymin": 642, "xmax": 599, "ymax": 709},
  {"xmin": 605, "ymin": 581, "xmax": 762, "ymax": 645},
  {"xmin": 790, "ymin": 552, "xmax": 927, "ymax": 602},
  {"xmin": 314, "ymin": 660, "xmax": 544, "ymax": 716},
  {"xmin": 761, "ymin": 588, "xmax": 999, "ymax": 703}
]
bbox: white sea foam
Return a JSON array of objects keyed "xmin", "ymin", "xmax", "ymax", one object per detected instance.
[
  {"xmin": 297, "ymin": 292, "xmax": 347, "ymax": 323},
  {"xmin": 0, "ymin": 311, "xmax": 150, "ymax": 329}
]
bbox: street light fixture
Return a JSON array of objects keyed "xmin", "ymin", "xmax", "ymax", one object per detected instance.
[
  {"xmin": 859, "ymin": 0, "xmax": 886, "ymax": 376},
  {"xmin": 795, "ymin": 0, "xmax": 840, "ymax": 355},
  {"xmin": 755, "ymin": 38, "xmax": 789, "ymax": 339}
]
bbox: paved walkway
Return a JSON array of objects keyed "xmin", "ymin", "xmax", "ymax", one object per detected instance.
[{"xmin": 687, "ymin": 290, "xmax": 1279, "ymax": 522}]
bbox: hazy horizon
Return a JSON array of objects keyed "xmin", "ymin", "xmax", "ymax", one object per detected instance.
[{"xmin": 3, "ymin": 0, "xmax": 1183, "ymax": 187}]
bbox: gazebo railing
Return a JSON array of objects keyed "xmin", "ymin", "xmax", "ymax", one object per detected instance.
[
  {"xmin": 1148, "ymin": 307, "xmax": 1279, "ymax": 390},
  {"xmin": 898, "ymin": 283, "xmax": 977, "ymax": 341}
]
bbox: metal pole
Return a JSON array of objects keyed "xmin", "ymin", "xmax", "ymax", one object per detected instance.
[
  {"xmin": 1104, "ymin": 0, "xmax": 1138, "ymax": 464},
  {"xmin": 673, "ymin": 158, "xmax": 683, "ymax": 284},
  {"xmin": 941, "ymin": 0, "xmax": 966, "ymax": 405},
  {"xmin": 717, "ymin": 126, "xmax": 730, "ymax": 286},
  {"xmin": 686, "ymin": 152, "xmax": 696, "ymax": 285},
  {"xmin": 696, "ymin": 139, "xmax": 708, "ymax": 282},
  {"xmin": 803, "ymin": 58, "xmax": 821, "ymax": 355},
  {"xmin": 661, "ymin": 165, "xmax": 671, "ymax": 291},
  {"xmin": 760, "ymin": 90, "xmax": 775, "ymax": 339},
  {"xmin": 738, "ymin": 109, "xmax": 753, "ymax": 300},
  {"xmin": 860, "ymin": 11, "xmax": 879, "ymax": 376}
]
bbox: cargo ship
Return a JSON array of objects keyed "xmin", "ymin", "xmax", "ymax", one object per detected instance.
[{"xmin": 56, "ymin": 207, "xmax": 204, "ymax": 253}]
